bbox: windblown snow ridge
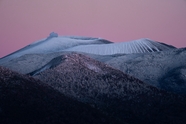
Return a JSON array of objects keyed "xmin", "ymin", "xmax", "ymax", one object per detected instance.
[
  {"xmin": 64, "ymin": 38, "xmax": 176, "ymax": 55},
  {"xmin": 0, "ymin": 33, "xmax": 112, "ymax": 64}
]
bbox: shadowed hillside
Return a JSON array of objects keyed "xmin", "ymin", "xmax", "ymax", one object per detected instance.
[
  {"xmin": 32, "ymin": 53, "xmax": 186, "ymax": 124},
  {"xmin": 0, "ymin": 66, "xmax": 122, "ymax": 124}
]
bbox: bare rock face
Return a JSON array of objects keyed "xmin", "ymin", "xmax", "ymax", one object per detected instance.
[
  {"xmin": 0, "ymin": 66, "xmax": 122, "ymax": 124},
  {"xmin": 32, "ymin": 53, "xmax": 186, "ymax": 124}
]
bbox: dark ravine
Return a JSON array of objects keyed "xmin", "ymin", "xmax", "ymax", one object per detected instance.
[
  {"xmin": 32, "ymin": 53, "xmax": 186, "ymax": 124},
  {"xmin": 0, "ymin": 66, "xmax": 123, "ymax": 124}
]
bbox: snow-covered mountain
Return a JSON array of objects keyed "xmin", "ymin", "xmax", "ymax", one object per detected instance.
[
  {"xmin": 1, "ymin": 33, "xmax": 186, "ymax": 123},
  {"xmin": 103, "ymin": 48, "xmax": 186, "ymax": 94},
  {"xmin": 2, "ymin": 47, "xmax": 186, "ymax": 95},
  {"xmin": 31, "ymin": 53, "xmax": 186, "ymax": 124},
  {"xmin": 0, "ymin": 33, "xmax": 186, "ymax": 124},
  {"xmin": 0, "ymin": 32, "xmax": 176, "ymax": 64},
  {"xmin": 0, "ymin": 33, "xmax": 112, "ymax": 64},
  {"xmin": 0, "ymin": 33, "xmax": 182, "ymax": 93},
  {"xmin": 64, "ymin": 38, "xmax": 176, "ymax": 55},
  {"xmin": 2, "ymin": 53, "xmax": 186, "ymax": 124}
]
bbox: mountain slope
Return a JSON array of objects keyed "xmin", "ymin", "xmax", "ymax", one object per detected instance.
[
  {"xmin": 1, "ymin": 47, "xmax": 186, "ymax": 94},
  {"xmin": 103, "ymin": 48, "xmax": 186, "ymax": 94},
  {"xmin": 1, "ymin": 47, "xmax": 186, "ymax": 95},
  {"xmin": 63, "ymin": 38, "xmax": 176, "ymax": 55},
  {"xmin": 31, "ymin": 53, "xmax": 186, "ymax": 124},
  {"xmin": 0, "ymin": 66, "xmax": 122, "ymax": 124},
  {"xmin": 0, "ymin": 52, "xmax": 67, "ymax": 74}
]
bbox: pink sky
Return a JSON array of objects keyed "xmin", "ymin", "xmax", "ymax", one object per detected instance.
[{"xmin": 0, "ymin": 0, "xmax": 186, "ymax": 58}]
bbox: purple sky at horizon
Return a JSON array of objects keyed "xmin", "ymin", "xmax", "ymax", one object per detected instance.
[{"xmin": 0, "ymin": 0, "xmax": 186, "ymax": 58}]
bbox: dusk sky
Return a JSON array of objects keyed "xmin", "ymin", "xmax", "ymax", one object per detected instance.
[{"xmin": 0, "ymin": 0, "xmax": 186, "ymax": 58}]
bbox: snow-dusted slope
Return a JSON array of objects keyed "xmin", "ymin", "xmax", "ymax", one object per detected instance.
[
  {"xmin": 103, "ymin": 48, "xmax": 186, "ymax": 94},
  {"xmin": 64, "ymin": 38, "xmax": 176, "ymax": 55},
  {"xmin": 0, "ymin": 33, "xmax": 112, "ymax": 64},
  {"xmin": 31, "ymin": 53, "xmax": 186, "ymax": 124},
  {"xmin": 1, "ymin": 47, "xmax": 186, "ymax": 94}
]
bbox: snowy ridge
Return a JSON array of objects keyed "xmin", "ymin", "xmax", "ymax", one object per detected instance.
[
  {"xmin": 64, "ymin": 38, "xmax": 176, "ymax": 55},
  {"xmin": 0, "ymin": 34, "xmax": 112, "ymax": 64},
  {"xmin": 0, "ymin": 33, "xmax": 175, "ymax": 64},
  {"xmin": 103, "ymin": 47, "xmax": 186, "ymax": 94}
]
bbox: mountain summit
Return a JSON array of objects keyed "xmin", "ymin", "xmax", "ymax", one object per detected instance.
[
  {"xmin": 0, "ymin": 33, "xmax": 175, "ymax": 64},
  {"xmin": 0, "ymin": 33, "xmax": 112, "ymax": 64}
]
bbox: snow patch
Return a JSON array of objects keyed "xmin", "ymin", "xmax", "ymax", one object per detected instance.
[{"xmin": 84, "ymin": 62, "xmax": 102, "ymax": 73}]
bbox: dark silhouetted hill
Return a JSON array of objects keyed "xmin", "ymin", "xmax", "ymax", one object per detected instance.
[
  {"xmin": 32, "ymin": 53, "xmax": 186, "ymax": 124},
  {"xmin": 0, "ymin": 66, "xmax": 123, "ymax": 124}
]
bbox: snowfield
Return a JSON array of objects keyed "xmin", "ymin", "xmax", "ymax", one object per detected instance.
[
  {"xmin": 63, "ymin": 38, "xmax": 175, "ymax": 55},
  {"xmin": 0, "ymin": 34, "xmax": 175, "ymax": 64},
  {"xmin": 0, "ymin": 34, "xmax": 111, "ymax": 64}
]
